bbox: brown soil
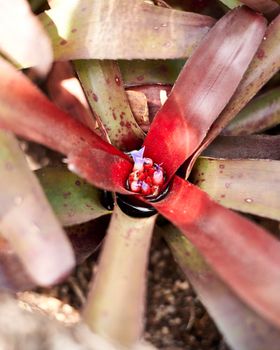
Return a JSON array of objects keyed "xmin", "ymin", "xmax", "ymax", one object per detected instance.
[{"xmin": 38, "ymin": 232, "xmax": 229, "ymax": 350}]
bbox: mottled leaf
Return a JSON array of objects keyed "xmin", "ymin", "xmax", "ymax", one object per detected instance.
[
  {"xmin": 0, "ymin": 0, "xmax": 52, "ymax": 75},
  {"xmin": 119, "ymin": 60, "xmax": 185, "ymax": 87},
  {"xmin": 37, "ymin": 166, "xmax": 109, "ymax": 226},
  {"xmin": 152, "ymin": 176, "xmax": 280, "ymax": 329},
  {"xmin": 0, "ymin": 57, "xmax": 132, "ymax": 194},
  {"xmin": 40, "ymin": 0, "xmax": 214, "ymax": 60},
  {"xmin": 74, "ymin": 60, "xmax": 144, "ymax": 151},
  {"xmin": 162, "ymin": 225, "xmax": 280, "ymax": 350},
  {"xmin": 0, "ymin": 131, "xmax": 75, "ymax": 286},
  {"xmin": 144, "ymin": 7, "xmax": 266, "ymax": 179},
  {"xmin": 223, "ymin": 88, "xmax": 280, "ymax": 135},
  {"xmin": 192, "ymin": 157, "xmax": 280, "ymax": 220},
  {"xmin": 187, "ymin": 13, "xmax": 280, "ymax": 177},
  {"xmin": 84, "ymin": 205, "xmax": 156, "ymax": 348},
  {"xmin": 203, "ymin": 135, "xmax": 280, "ymax": 160}
]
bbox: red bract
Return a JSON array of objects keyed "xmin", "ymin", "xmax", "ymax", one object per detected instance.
[{"xmin": 2, "ymin": 4, "xmax": 280, "ymax": 333}]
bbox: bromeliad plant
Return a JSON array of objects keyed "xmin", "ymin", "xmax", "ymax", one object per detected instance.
[{"xmin": 0, "ymin": 0, "xmax": 280, "ymax": 349}]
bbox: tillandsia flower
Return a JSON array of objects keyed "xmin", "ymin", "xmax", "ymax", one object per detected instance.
[
  {"xmin": 1, "ymin": 1, "xmax": 280, "ymax": 349},
  {"xmin": 126, "ymin": 147, "xmax": 166, "ymax": 197}
]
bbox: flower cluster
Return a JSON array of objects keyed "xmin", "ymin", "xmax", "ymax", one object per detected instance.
[{"xmin": 126, "ymin": 147, "xmax": 165, "ymax": 197}]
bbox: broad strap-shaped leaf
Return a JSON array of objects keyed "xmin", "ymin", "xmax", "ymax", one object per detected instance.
[
  {"xmin": 119, "ymin": 60, "xmax": 185, "ymax": 87},
  {"xmin": 192, "ymin": 157, "xmax": 280, "ymax": 220},
  {"xmin": 74, "ymin": 60, "xmax": 145, "ymax": 151},
  {"xmin": 46, "ymin": 62, "xmax": 100, "ymax": 134},
  {"xmin": 187, "ymin": 13, "xmax": 280, "ymax": 177},
  {"xmin": 0, "ymin": 0, "xmax": 52, "ymax": 75},
  {"xmin": 0, "ymin": 57, "xmax": 132, "ymax": 194},
  {"xmin": 0, "ymin": 236, "xmax": 34, "ymax": 291},
  {"xmin": 37, "ymin": 166, "xmax": 109, "ymax": 226},
  {"xmin": 240, "ymin": 0, "xmax": 280, "ymax": 16},
  {"xmin": 144, "ymin": 7, "xmax": 266, "ymax": 179},
  {"xmin": 203, "ymin": 135, "xmax": 280, "ymax": 160},
  {"xmin": 223, "ymin": 87, "xmax": 280, "ymax": 135},
  {"xmin": 162, "ymin": 225, "xmax": 280, "ymax": 350},
  {"xmin": 40, "ymin": 0, "xmax": 214, "ymax": 61},
  {"xmin": 219, "ymin": 0, "xmax": 242, "ymax": 8},
  {"xmin": 66, "ymin": 215, "xmax": 109, "ymax": 264},
  {"xmin": 152, "ymin": 176, "xmax": 280, "ymax": 329},
  {"xmin": 0, "ymin": 131, "xmax": 75, "ymax": 286},
  {"xmin": 83, "ymin": 205, "xmax": 156, "ymax": 348}
]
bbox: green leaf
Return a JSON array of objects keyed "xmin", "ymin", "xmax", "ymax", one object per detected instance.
[
  {"xmin": 40, "ymin": 0, "xmax": 215, "ymax": 60},
  {"xmin": 83, "ymin": 205, "xmax": 156, "ymax": 348},
  {"xmin": 36, "ymin": 166, "xmax": 109, "ymax": 227},
  {"xmin": 0, "ymin": 131, "xmax": 74, "ymax": 286},
  {"xmin": 223, "ymin": 88, "xmax": 280, "ymax": 135},
  {"xmin": 192, "ymin": 157, "xmax": 280, "ymax": 220},
  {"xmin": 74, "ymin": 60, "xmax": 145, "ymax": 151},
  {"xmin": 162, "ymin": 225, "xmax": 280, "ymax": 350},
  {"xmin": 119, "ymin": 59, "xmax": 185, "ymax": 86},
  {"xmin": 219, "ymin": 0, "xmax": 242, "ymax": 9},
  {"xmin": 187, "ymin": 12, "xmax": 280, "ymax": 176}
]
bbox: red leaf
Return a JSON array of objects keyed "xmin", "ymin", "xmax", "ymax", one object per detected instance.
[
  {"xmin": 0, "ymin": 58, "xmax": 132, "ymax": 193},
  {"xmin": 143, "ymin": 7, "xmax": 266, "ymax": 179},
  {"xmin": 153, "ymin": 176, "xmax": 280, "ymax": 329}
]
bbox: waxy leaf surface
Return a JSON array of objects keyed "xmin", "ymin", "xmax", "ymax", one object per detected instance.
[
  {"xmin": 119, "ymin": 60, "xmax": 185, "ymax": 87},
  {"xmin": 0, "ymin": 131, "xmax": 74, "ymax": 286},
  {"xmin": 144, "ymin": 7, "xmax": 266, "ymax": 179},
  {"xmin": 192, "ymin": 157, "xmax": 280, "ymax": 220},
  {"xmin": 153, "ymin": 176, "xmax": 280, "ymax": 329},
  {"xmin": 223, "ymin": 88, "xmax": 280, "ymax": 135},
  {"xmin": 0, "ymin": 0, "xmax": 52, "ymax": 75},
  {"xmin": 187, "ymin": 13, "xmax": 280, "ymax": 176},
  {"xmin": 163, "ymin": 225, "xmax": 280, "ymax": 350},
  {"xmin": 84, "ymin": 205, "xmax": 156, "ymax": 347},
  {"xmin": 37, "ymin": 166, "xmax": 109, "ymax": 226},
  {"xmin": 41, "ymin": 0, "xmax": 214, "ymax": 60},
  {"xmin": 0, "ymin": 57, "xmax": 132, "ymax": 194},
  {"xmin": 74, "ymin": 60, "xmax": 144, "ymax": 151},
  {"xmin": 203, "ymin": 135, "xmax": 280, "ymax": 160}
]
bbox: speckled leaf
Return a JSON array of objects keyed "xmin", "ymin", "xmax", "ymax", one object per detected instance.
[
  {"xmin": 240, "ymin": 0, "xmax": 280, "ymax": 16},
  {"xmin": 152, "ymin": 176, "xmax": 280, "ymax": 329},
  {"xmin": 84, "ymin": 205, "xmax": 156, "ymax": 347},
  {"xmin": 223, "ymin": 88, "xmax": 280, "ymax": 135},
  {"xmin": 40, "ymin": 0, "xmax": 214, "ymax": 61},
  {"xmin": 0, "ymin": 131, "xmax": 75, "ymax": 286},
  {"xmin": 119, "ymin": 60, "xmax": 185, "ymax": 87},
  {"xmin": 0, "ymin": 0, "xmax": 52, "ymax": 75},
  {"xmin": 187, "ymin": 13, "xmax": 280, "ymax": 177},
  {"xmin": 36, "ymin": 166, "xmax": 109, "ymax": 227},
  {"xmin": 74, "ymin": 60, "xmax": 144, "ymax": 151},
  {"xmin": 144, "ymin": 7, "xmax": 266, "ymax": 179},
  {"xmin": 162, "ymin": 225, "xmax": 280, "ymax": 350},
  {"xmin": 203, "ymin": 135, "xmax": 280, "ymax": 160},
  {"xmin": 192, "ymin": 157, "xmax": 280, "ymax": 220},
  {"xmin": 0, "ymin": 57, "xmax": 132, "ymax": 194}
]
